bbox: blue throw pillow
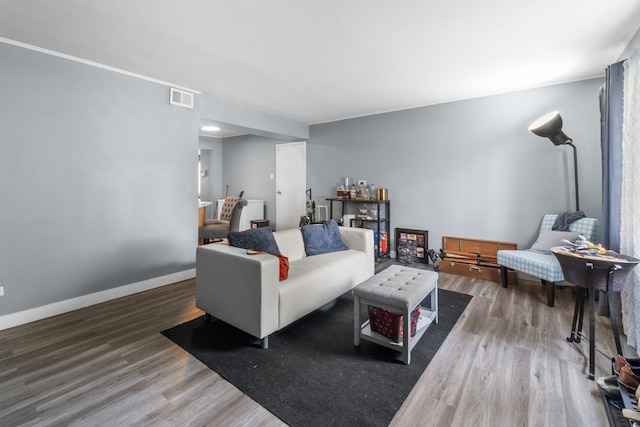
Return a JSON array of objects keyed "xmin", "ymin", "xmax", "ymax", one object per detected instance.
[
  {"xmin": 228, "ymin": 227, "xmax": 281, "ymax": 255},
  {"xmin": 302, "ymin": 220, "xmax": 348, "ymax": 256}
]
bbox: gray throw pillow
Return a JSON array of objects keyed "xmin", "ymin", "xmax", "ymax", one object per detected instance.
[
  {"xmin": 301, "ymin": 220, "xmax": 348, "ymax": 256},
  {"xmin": 529, "ymin": 230, "xmax": 580, "ymax": 253},
  {"xmin": 228, "ymin": 227, "xmax": 281, "ymax": 255}
]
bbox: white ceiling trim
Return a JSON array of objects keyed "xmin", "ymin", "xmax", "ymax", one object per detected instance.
[{"xmin": 0, "ymin": 37, "xmax": 202, "ymax": 95}]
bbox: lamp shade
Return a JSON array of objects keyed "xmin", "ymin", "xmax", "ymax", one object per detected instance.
[{"xmin": 528, "ymin": 111, "xmax": 572, "ymax": 146}]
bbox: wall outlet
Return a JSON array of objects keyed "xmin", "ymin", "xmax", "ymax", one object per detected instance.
[{"xmin": 0, "ymin": 286, "xmax": 4, "ymax": 297}]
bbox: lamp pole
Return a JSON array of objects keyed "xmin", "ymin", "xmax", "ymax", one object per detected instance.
[{"xmin": 568, "ymin": 142, "xmax": 579, "ymax": 212}]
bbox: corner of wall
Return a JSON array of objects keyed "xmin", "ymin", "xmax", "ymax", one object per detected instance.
[{"xmin": 619, "ymin": 24, "xmax": 640, "ymax": 60}]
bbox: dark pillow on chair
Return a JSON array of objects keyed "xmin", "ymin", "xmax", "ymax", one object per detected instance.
[
  {"xmin": 302, "ymin": 220, "xmax": 348, "ymax": 256},
  {"xmin": 228, "ymin": 227, "xmax": 281, "ymax": 255}
]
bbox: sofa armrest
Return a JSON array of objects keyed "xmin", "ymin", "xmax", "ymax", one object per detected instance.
[
  {"xmin": 339, "ymin": 226, "xmax": 374, "ymax": 261},
  {"xmin": 196, "ymin": 244, "xmax": 280, "ymax": 339}
]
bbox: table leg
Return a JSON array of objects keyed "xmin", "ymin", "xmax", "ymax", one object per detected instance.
[
  {"xmin": 568, "ymin": 287, "xmax": 581, "ymax": 342},
  {"xmin": 576, "ymin": 287, "xmax": 585, "ymax": 344},
  {"xmin": 588, "ymin": 263, "xmax": 596, "ymax": 380},
  {"xmin": 608, "ymin": 266, "xmax": 623, "ymax": 356}
]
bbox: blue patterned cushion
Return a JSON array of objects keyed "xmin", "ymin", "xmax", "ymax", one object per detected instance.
[
  {"xmin": 301, "ymin": 220, "xmax": 347, "ymax": 256},
  {"xmin": 228, "ymin": 227, "xmax": 281, "ymax": 255},
  {"xmin": 541, "ymin": 214, "xmax": 598, "ymax": 241},
  {"xmin": 497, "ymin": 250, "xmax": 565, "ymax": 282}
]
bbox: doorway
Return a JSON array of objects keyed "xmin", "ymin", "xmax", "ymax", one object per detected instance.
[{"xmin": 275, "ymin": 142, "xmax": 306, "ymax": 230}]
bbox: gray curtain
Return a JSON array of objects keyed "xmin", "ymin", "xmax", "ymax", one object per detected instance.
[{"xmin": 600, "ymin": 61, "xmax": 625, "ymax": 251}]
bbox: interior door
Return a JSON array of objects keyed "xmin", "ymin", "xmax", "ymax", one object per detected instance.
[{"xmin": 275, "ymin": 142, "xmax": 306, "ymax": 230}]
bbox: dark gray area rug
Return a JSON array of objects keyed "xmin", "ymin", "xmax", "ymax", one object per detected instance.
[{"xmin": 162, "ymin": 288, "xmax": 471, "ymax": 427}]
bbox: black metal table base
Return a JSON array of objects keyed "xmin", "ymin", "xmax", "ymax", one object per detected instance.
[{"xmin": 567, "ymin": 263, "xmax": 622, "ymax": 380}]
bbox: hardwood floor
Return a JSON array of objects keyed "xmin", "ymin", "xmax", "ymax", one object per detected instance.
[{"xmin": 0, "ymin": 267, "xmax": 632, "ymax": 426}]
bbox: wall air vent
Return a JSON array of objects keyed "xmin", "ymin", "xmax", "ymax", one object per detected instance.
[{"xmin": 169, "ymin": 88, "xmax": 194, "ymax": 109}]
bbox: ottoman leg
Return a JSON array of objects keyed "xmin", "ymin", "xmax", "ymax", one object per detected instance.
[
  {"xmin": 403, "ymin": 307, "xmax": 411, "ymax": 364},
  {"xmin": 432, "ymin": 284, "xmax": 439, "ymax": 324},
  {"xmin": 354, "ymin": 294, "xmax": 361, "ymax": 346}
]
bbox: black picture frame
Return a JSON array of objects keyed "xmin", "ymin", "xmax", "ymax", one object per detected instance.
[{"xmin": 395, "ymin": 228, "xmax": 429, "ymax": 264}]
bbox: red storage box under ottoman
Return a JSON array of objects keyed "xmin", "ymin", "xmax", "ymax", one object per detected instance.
[{"xmin": 368, "ymin": 305, "xmax": 420, "ymax": 343}]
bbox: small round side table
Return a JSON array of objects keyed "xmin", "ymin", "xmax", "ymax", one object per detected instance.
[{"xmin": 552, "ymin": 247, "xmax": 640, "ymax": 380}]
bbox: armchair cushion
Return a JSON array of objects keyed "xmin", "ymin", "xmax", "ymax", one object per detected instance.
[
  {"xmin": 530, "ymin": 230, "xmax": 580, "ymax": 254},
  {"xmin": 498, "ymin": 250, "xmax": 565, "ymax": 282},
  {"xmin": 199, "ymin": 220, "xmax": 231, "ymax": 240}
]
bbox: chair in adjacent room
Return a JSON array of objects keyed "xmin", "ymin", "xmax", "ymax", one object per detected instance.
[
  {"xmin": 496, "ymin": 214, "xmax": 599, "ymax": 307},
  {"xmin": 198, "ymin": 197, "xmax": 248, "ymax": 244}
]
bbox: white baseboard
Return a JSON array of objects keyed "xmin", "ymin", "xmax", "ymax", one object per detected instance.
[{"xmin": 0, "ymin": 269, "xmax": 196, "ymax": 331}]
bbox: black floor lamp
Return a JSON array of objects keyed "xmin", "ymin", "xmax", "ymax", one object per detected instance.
[{"xmin": 528, "ymin": 111, "xmax": 580, "ymax": 212}]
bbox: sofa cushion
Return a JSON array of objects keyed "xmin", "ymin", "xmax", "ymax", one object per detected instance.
[
  {"xmin": 530, "ymin": 230, "xmax": 579, "ymax": 254},
  {"xmin": 228, "ymin": 227, "xmax": 281, "ymax": 254},
  {"xmin": 301, "ymin": 220, "xmax": 348, "ymax": 256},
  {"xmin": 273, "ymin": 228, "xmax": 307, "ymax": 261},
  {"xmin": 278, "ymin": 249, "xmax": 368, "ymax": 328}
]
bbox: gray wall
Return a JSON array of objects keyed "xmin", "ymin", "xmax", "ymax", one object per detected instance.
[
  {"xmin": 198, "ymin": 96, "xmax": 308, "ymax": 142},
  {"xmin": 221, "ymin": 134, "xmax": 285, "ymax": 222},
  {"xmin": 0, "ymin": 42, "xmax": 307, "ymax": 320},
  {"xmin": 307, "ymin": 79, "xmax": 604, "ymax": 253},
  {"xmin": 199, "ymin": 136, "xmax": 223, "ymax": 218},
  {"xmin": 0, "ymin": 42, "xmax": 199, "ymax": 315},
  {"xmin": 0, "ymin": 38, "xmax": 606, "ymax": 320}
]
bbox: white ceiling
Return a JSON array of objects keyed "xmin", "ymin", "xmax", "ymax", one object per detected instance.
[{"xmin": 1, "ymin": 1, "xmax": 639, "ymax": 125}]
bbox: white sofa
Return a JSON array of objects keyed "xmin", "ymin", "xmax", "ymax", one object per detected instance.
[{"xmin": 196, "ymin": 226, "xmax": 375, "ymax": 348}]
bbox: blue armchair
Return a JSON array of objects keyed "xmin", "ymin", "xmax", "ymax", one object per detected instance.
[{"xmin": 496, "ymin": 214, "xmax": 599, "ymax": 307}]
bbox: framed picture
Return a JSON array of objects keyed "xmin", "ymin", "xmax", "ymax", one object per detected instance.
[{"xmin": 395, "ymin": 228, "xmax": 429, "ymax": 264}]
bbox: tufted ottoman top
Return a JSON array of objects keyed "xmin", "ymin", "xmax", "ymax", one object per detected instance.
[{"xmin": 353, "ymin": 265, "xmax": 438, "ymax": 310}]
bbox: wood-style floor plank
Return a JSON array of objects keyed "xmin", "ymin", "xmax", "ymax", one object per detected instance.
[
  {"xmin": 0, "ymin": 266, "xmax": 631, "ymax": 426},
  {"xmin": 393, "ymin": 271, "xmax": 631, "ymax": 427}
]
